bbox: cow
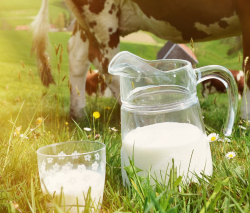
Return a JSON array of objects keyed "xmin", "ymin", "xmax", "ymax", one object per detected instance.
[
  {"xmin": 85, "ymin": 69, "xmax": 107, "ymax": 96},
  {"xmin": 202, "ymin": 70, "xmax": 244, "ymax": 99},
  {"xmin": 31, "ymin": 0, "xmax": 250, "ymax": 120}
]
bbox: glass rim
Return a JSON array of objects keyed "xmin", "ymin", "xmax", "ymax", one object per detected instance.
[{"xmin": 36, "ymin": 140, "xmax": 106, "ymax": 157}]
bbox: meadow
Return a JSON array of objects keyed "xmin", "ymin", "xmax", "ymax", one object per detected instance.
[{"xmin": 1, "ymin": 0, "xmax": 250, "ymax": 212}]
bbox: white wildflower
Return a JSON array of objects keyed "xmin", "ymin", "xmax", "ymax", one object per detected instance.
[
  {"xmin": 111, "ymin": 127, "xmax": 118, "ymax": 132},
  {"xmin": 207, "ymin": 133, "xmax": 219, "ymax": 142},
  {"xmin": 239, "ymin": 125, "xmax": 246, "ymax": 130},
  {"xmin": 226, "ymin": 151, "xmax": 236, "ymax": 159},
  {"xmin": 84, "ymin": 127, "xmax": 91, "ymax": 132}
]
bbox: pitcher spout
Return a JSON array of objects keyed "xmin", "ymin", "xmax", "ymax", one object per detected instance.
[{"xmin": 108, "ymin": 51, "xmax": 162, "ymax": 77}]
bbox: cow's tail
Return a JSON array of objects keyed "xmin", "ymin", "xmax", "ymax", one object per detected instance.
[{"xmin": 31, "ymin": 0, "xmax": 55, "ymax": 87}]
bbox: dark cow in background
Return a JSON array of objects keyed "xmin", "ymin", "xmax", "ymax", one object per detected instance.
[
  {"xmin": 202, "ymin": 70, "xmax": 244, "ymax": 99},
  {"xmin": 85, "ymin": 70, "xmax": 107, "ymax": 96},
  {"xmin": 31, "ymin": 0, "xmax": 250, "ymax": 119}
]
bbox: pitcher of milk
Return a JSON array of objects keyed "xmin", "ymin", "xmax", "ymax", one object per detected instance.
[{"xmin": 108, "ymin": 51, "xmax": 238, "ymax": 185}]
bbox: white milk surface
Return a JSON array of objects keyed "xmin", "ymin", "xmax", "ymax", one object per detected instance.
[
  {"xmin": 121, "ymin": 122, "xmax": 212, "ymax": 184},
  {"xmin": 42, "ymin": 170, "xmax": 104, "ymax": 213}
]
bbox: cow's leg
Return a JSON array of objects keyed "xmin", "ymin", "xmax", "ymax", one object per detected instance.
[
  {"xmin": 80, "ymin": 0, "xmax": 121, "ymax": 102},
  {"xmin": 68, "ymin": 24, "xmax": 90, "ymax": 119},
  {"xmin": 90, "ymin": 43, "xmax": 120, "ymax": 104},
  {"xmin": 65, "ymin": 0, "xmax": 121, "ymax": 115},
  {"xmin": 236, "ymin": 2, "xmax": 250, "ymax": 120}
]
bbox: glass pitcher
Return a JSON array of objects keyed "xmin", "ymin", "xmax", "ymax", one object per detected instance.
[{"xmin": 108, "ymin": 51, "xmax": 238, "ymax": 185}]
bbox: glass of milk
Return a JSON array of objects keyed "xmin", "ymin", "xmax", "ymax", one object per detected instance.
[
  {"xmin": 37, "ymin": 141, "xmax": 106, "ymax": 213},
  {"xmin": 108, "ymin": 51, "xmax": 238, "ymax": 185}
]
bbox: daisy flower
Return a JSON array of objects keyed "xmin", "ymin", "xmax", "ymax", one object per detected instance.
[
  {"xmin": 14, "ymin": 132, "xmax": 20, "ymax": 137},
  {"xmin": 14, "ymin": 126, "xmax": 22, "ymax": 137},
  {"xmin": 111, "ymin": 127, "xmax": 118, "ymax": 132},
  {"xmin": 207, "ymin": 133, "xmax": 219, "ymax": 142},
  {"xmin": 226, "ymin": 151, "xmax": 236, "ymax": 159},
  {"xmin": 36, "ymin": 117, "xmax": 43, "ymax": 126},
  {"xmin": 84, "ymin": 127, "xmax": 91, "ymax": 131}
]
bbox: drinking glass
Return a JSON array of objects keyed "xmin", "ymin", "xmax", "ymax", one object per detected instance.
[{"xmin": 37, "ymin": 141, "xmax": 106, "ymax": 213}]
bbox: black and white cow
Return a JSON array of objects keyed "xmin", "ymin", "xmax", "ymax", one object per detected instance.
[{"xmin": 31, "ymin": 0, "xmax": 250, "ymax": 119}]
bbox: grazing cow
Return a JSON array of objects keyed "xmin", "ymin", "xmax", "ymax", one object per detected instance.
[
  {"xmin": 202, "ymin": 70, "xmax": 244, "ymax": 99},
  {"xmin": 31, "ymin": 0, "xmax": 250, "ymax": 119},
  {"xmin": 85, "ymin": 70, "xmax": 107, "ymax": 96}
]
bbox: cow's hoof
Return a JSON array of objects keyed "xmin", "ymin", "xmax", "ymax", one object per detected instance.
[{"xmin": 70, "ymin": 108, "xmax": 85, "ymax": 121}]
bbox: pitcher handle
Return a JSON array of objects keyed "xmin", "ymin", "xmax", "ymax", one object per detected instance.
[{"xmin": 194, "ymin": 65, "xmax": 238, "ymax": 136}]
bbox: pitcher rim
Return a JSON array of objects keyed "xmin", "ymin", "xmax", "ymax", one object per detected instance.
[{"xmin": 108, "ymin": 51, "xmax": 193, "ymax": 77}]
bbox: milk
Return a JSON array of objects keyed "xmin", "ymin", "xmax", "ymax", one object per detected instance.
[
  {"xmin": 121, "ymin": 122, "xmax": 212, "ymax": 185},
  {"xmin": 42, "ymin": 170, "xmax": 105, "ymax": 213}
]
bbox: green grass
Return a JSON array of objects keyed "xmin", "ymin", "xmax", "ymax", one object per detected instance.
[
  {"xmin": 195, "ymin": 40, "xmax": 242, "ymax": 70},
  {"xmin": 0, "ymin": 30, "xmax": 165, "ymax": 141},
  {"xmin": 0, "ymin": 0, "xmax": 70, "ymax": 29},
  {"xmin": 1, "ymin": 30, "xmax": 249, "ymax": 212},
  {"xmin": 1, "ymin": 1, "xmax": 250, "ymax": 212}
]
